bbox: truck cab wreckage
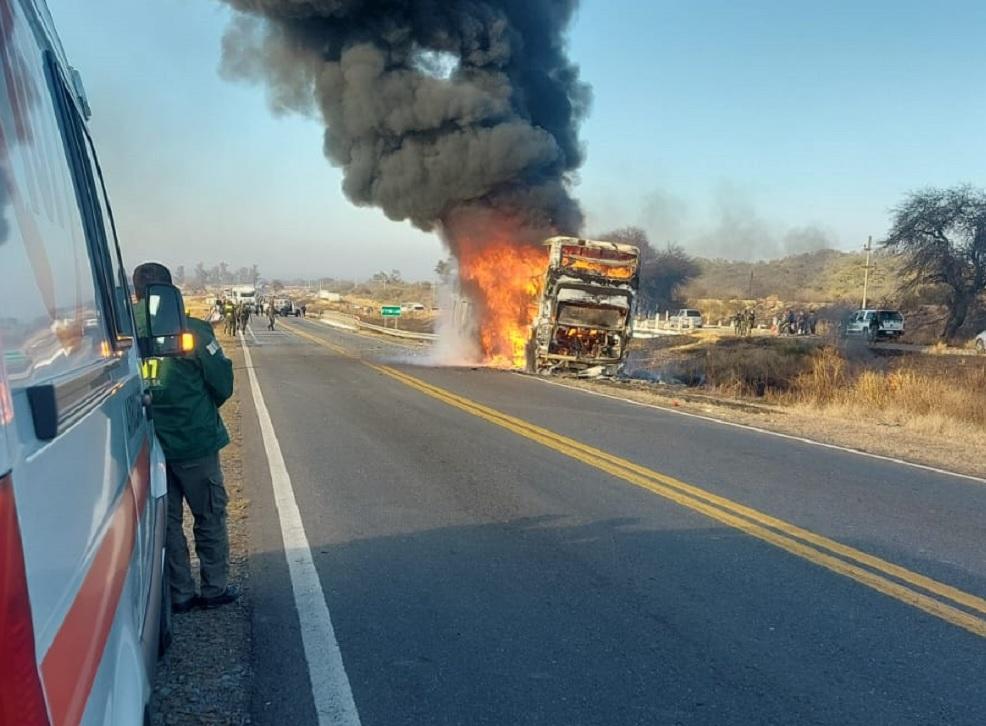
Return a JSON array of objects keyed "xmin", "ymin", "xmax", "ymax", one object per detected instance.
[{"xmin": 525, "ymin": 237, "xmax": 641, "ymax": 377}]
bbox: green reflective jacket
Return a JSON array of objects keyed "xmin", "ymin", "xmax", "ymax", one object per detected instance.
[{"xmin": 137, "ymin": 314, "xmax": 233, "ymax": 461}]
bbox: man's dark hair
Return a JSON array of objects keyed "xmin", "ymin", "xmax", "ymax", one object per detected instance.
[{"xmin": 132, "ymin": 262, "xmax": 172, "ymax": 300}]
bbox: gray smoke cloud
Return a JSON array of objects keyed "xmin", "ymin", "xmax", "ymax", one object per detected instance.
[
  {"xmin": 216, "ymin": 0, "xmax": 591, "ymax": 249},
  {"xmin": 680, "ymin": 183, "xmax": 834, "ymax": 260}
]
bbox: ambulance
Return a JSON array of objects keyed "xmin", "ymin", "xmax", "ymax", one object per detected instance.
[{"xmin": 1, "ymin": 0, "xmax": 191, "ymax": 722}]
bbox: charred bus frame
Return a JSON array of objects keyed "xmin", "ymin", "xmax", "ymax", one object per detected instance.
[{"xmin": 525, "ymin": 237, "xmax": 640, "ymax": 376}]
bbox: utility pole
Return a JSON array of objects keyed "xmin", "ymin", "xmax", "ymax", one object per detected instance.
[
  {"xmin": 862, "ymin": 235, "xmax": 873, "ymax": 309},
  {"xmin": 748, "ymin": 269, "xmax": 754, "ymax": 300}
]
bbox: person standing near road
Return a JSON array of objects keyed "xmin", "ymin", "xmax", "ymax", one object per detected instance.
[
  {"xmin": 133, "ymin": 263, "xmax": 239, "ymax": 613},
  {"xmin": 267, "ymin": 299, "xmax": 277, "ymax": 331},
  {"xmin": 238, "ymin": 302, "xmax": 251, "ymax": 334},
  {"xmin": 224, "ymin": 299, "xmax": 236, "ymax": 336}
]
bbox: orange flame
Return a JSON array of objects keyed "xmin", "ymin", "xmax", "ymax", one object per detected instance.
[
  {"xmin": 559, "ymin": 244, "xmax": 637, "ymax": 280},
  {"xmin": 457, "ymin": 236, "xmax": 547, "ymax": 368},
  {"xmin": 562, "ymin": 257, "xmax": 635, "ymax": 279}
]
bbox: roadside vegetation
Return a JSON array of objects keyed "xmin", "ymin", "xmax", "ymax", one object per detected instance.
[
  {"xmin": 789, "ymin": 346, "xmax": 986, "ymax": 436},
  {"xmin": 630, "ymin": 336, "xmax": 986, "ymax": 440}
]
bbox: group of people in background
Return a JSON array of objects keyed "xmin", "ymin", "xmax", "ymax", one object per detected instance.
[
  {"xmin": 215, "ymin": 298, "xmax": 252, "ymax": 336},
  {"xmin": 732, "ymin": 308, "xmax": 819, "ymax": 337},
  {"xmin": 210, "ymin": 295, "xmax": 309, "ymax": 336},
  {"xmin": 732, "ymin": 308, "xmax": 757, "ymax": 336},
  {"xmin": 777, "ymin": 308, "xmax": 818, "ymax": 336}
]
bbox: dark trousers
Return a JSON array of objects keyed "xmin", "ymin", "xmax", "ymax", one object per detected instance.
[{"xmin": 166, "ymin": 452, "xmax": 229, "ymax": 604}]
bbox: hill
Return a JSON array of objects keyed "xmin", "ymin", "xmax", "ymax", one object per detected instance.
[{"xmin": 683, "ymin": 249, "xmax": 904, "ymax": 304}]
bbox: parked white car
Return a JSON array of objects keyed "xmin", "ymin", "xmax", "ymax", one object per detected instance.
[
  {"xmin": 843, "ymin": 309, "xmax": 905, "ymax": 341},
  {"xmin": 672, "ymin": 309, "xmax": 704, "ymax": 329},
  {"xmin": 975, "ymin": 330, "xmax": 986, "ymax": 354}
]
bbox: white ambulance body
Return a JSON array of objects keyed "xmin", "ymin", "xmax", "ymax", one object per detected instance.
[{"xmin": 1, "ymin": 0, "xmax": 169, "ymax": 723}]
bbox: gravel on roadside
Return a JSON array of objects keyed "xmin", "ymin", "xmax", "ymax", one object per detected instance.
[{"xmin": 150, "ymin": 339, "xmax": 252, "ymax": 725}]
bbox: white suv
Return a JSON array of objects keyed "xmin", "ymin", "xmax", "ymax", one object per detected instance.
[{"xmin": 844, "ymin": 309, "xmax": 905, "ymax": 341}]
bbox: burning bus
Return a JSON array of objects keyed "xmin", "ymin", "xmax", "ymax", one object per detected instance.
[{"xmin": 524, "ymin": 237, "xmax": 640, "ymax": 376}]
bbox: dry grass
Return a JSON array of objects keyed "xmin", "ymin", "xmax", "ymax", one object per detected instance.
[
  {"xmin": 699, "ymin": 339, "xmax": 818, "ymax": 397},
  {"xmin": 787, "ymin": 347, "xmax": 986, "ymax": 436},
  {"xmin": 665, "ymin": 338, "xmax": 986, "ymax": 439}
]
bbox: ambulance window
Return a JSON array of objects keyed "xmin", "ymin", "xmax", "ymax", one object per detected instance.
[
  {"xmin": 42, "ymin": 52, "xmax": 132, "ymax": 348},
  {"xmin": 84, "ymin": 134, "xmax": 134, "ymax": 339},
  {"xmin": 0, "ymin": 27, "xmax": 107, "ymax": 386}
]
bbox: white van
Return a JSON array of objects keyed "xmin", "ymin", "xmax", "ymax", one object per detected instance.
[
  {"xmin": 672, "ymin": 309, "xmax": 704, "ymax": 329},
  {"xmin": 0, "ymin": 1, "xmax": 188, "ymax": 722},
  {"xmin": 231, "ymin": 285, "xmax": 256, "ymax": 310}
]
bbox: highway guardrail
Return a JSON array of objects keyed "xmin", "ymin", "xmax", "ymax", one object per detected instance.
[{"xmin": 319, "ymin": 313, "xmax": 438, "ymax": 342}]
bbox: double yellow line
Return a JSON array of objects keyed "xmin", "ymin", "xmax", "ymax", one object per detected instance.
[{"xmin": 284, "ymin": 322, "xmax": 986, "ymax": 638}]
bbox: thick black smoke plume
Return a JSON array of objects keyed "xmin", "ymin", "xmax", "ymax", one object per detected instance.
[{"xmin": 217, "ymin": 0, "xmax": 590, "ymax": 247}]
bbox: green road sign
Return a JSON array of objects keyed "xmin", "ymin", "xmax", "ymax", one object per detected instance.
[{"xmin": 381, "ymin": 306, "xmax": 402, "ymax": 317}]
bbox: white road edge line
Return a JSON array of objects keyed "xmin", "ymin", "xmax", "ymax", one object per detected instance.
[
  {"xmin": 239, "ymin": 332, "xmax": 362, "ymax": 726},
  {"xmin": 247, "ymin": 322, "xmax": 260, "ymax": 345},
  {"xmin": 520, "ymin": 373, "xmax": 986, "ymax": 486}
]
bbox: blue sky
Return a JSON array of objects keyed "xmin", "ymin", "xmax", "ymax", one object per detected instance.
[{"xmin": 47, "ymin": 0, "xmax": 986, "ymax": 280}]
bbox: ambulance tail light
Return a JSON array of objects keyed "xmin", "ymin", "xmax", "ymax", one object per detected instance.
[
  {"xmin": 0, "ymin": 475, "xmax": 51, "ymax": 726},
  {"xmin": 180, "ymin": 332, "xmax": 194, "ymax": 353}
]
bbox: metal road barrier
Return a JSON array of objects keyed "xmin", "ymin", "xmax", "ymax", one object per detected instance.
[{"xmin": 357, "ymin": 319, "xmax": 438, "ymax": 341}]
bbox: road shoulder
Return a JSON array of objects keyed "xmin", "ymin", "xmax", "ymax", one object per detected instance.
[
  {"xmin": 540, "ymin": 375, "xmax": 986, "ymax": 481},
  {"xmin": 149, "ymin": 334, "xmax": 252, "ymax": 725}
]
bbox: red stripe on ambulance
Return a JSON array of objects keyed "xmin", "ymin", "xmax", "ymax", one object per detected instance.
[
  {"xmin": 40, "ymin": 444, "xmax": 150, "ymax": 726},
  {"xmin": 0, "ymin": 471, "xmax": 50, "ymax": 726}
]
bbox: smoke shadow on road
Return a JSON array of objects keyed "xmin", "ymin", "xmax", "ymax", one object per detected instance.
[{"xmin": 247, "ymin": 514, "xmax": 986, "ymax": 726}]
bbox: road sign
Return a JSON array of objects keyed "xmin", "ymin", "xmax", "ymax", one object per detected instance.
[{"xmin": 381, "ymin": 306, "xmax": 401, "ymax": 317}]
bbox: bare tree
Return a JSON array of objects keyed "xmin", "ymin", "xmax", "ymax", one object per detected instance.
[
  {"xmin": 884, "ymin": 185, "xmax": 986, "ymax": 340},
  {"xmin": 193, "ymin": 262, "xmax": 208, "ymax": 291},
  {"xmin": 598, "ymin": 226, "xmax": 699, "ymax": 314}
]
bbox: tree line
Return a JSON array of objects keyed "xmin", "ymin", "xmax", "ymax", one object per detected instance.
[{"xmin": 176, "ymin": 263, "xmax": 261, "ymax": 291}]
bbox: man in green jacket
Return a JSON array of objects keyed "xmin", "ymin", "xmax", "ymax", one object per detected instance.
[{"xmin": 133, "ymin": 263, "xmax": 239, "ymax": 613}]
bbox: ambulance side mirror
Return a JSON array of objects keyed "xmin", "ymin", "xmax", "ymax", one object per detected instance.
[{"xmin": 138, "ymin": 283, "xmax": 194, "ymax": 358}]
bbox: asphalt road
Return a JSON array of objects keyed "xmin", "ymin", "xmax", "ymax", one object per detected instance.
[{"xmin": 239, "ymin": 318, "xmax": 986, "ymax": 726}]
